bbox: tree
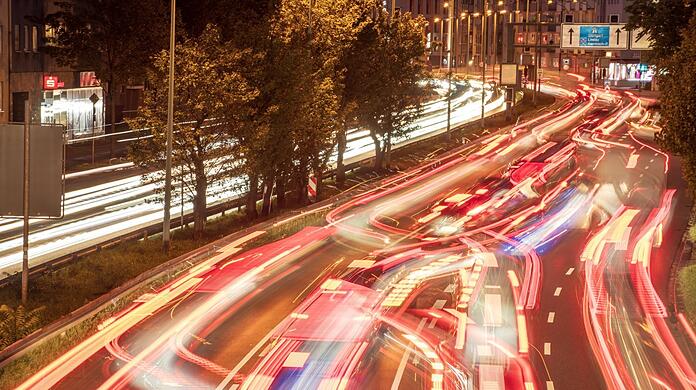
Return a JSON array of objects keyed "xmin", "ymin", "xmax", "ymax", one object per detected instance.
[
  {"xmin": 240, "ymin": 0, "xmax": 370, "ymax": 214},
  {"xmin": 626, "ymin": 0, "xmax": 695, "ymax": 63},
  {"xmin": 44, "ymin": 0, "xmax": 168, "ymax": 154},
  {"xmin": 130, "ymin": 25, "xmax": 258, "ymax": 238},
  {"xmin": 350, "ymin": 10, "xmax": 431, "ymax": 171},
  {"xmin": 0, "ymin": 305, "xmax": 44, "ymax": 350},
  {"xmin": 655, "ymin": 15, "xmax": 696, "ymax": 190}
]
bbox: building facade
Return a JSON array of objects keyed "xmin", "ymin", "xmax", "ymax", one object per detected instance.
[
  {"xmin": 394, "ymin": 0, "xmax": 650, "ymax": 86},
  {"xmin": 5, "ymin": 0, "xmax": 141, "ymax": 138}
]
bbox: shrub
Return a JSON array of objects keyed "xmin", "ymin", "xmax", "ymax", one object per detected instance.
[{"xmin": 679, "ymin": 264, "xmax": 696, "ymax": 324}]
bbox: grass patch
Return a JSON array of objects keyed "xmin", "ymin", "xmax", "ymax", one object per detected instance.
[{"xmin": 679, "ymin": 264, "xmax": 696, "ymax": 325}]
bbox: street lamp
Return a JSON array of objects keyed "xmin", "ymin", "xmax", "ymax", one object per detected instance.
[
  {"xmin": 481, "ymin": 0, "xmax": 488, "ymax": 129},
  {"xmin": 460, "ymin": 12, "xmax": 470, "ymax": 72},
  {"xmin": 492, "ymin": 9, "xmax": 508, "ymax": 81},
  {"xmin": 444, "ymin": 0, "xmax": 454, "ymax": 138},
  {"xmin": 434, "ymin": 17, "xmax": 444, "ymax": 71},
  {"xmin": 163, "ymin": 0, "xmax": 175, "ymax": 254}
]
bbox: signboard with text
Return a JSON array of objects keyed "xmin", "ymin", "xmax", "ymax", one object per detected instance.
[
  {"xmin": 561, "ymin": 24, "xmax": 628, "ymax": 50},
  {"xmin": 43, "ymin": 75, "xmax": 65, "ymax": 90}
]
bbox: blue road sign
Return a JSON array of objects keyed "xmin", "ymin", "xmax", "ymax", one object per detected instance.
[{"xmin": 579, "ymin": 26, "xmax": 610, "ymax": 47}]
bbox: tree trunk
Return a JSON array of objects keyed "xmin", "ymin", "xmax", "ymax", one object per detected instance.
[
  {"xmin": 370, "ymin": 132, "xmax": 384, "ymax": 171},
  {"xmin": 384, "ymin": 131, "xmax": 393, "ymax": 170},
  {"xmin": 336, "ymin": 124, "xmax": 347, "ymax": 188},
  {"xmin": 261, "ymin": 178, "xmax": 274, "ymax": 217},
  {"xmin": 296, "ymin": 161, "xmax": 309, "ymax": 206},
  {"xmin": 315, "ymin": 170, "xmax": 324, "ymax": 201},
  {"xmin": 246, "ymin": 172, "xmax": 259, "ymax": 220},
  {"xmin": 276, "ymin": 174, "xmax": 286, "ymax": 209},
  {"xmin": 192, "ymin": 163, "xmax": 207, "ymax": 239}
]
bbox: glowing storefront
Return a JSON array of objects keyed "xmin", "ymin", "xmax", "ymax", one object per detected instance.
[{"xmin": 40, "ymin": 73, "xmax": 104, "ymax": 139}]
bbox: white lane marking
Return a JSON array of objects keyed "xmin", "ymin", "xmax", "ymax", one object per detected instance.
[
  {"xmin": 216, "ymin": 322, "xmax": 278, "ymax": 390},
  {"xmin": 544, "ymin": 342, "xmax": 552, "ymax": 355},
  {"xmin": 392, "ymin": 318, "xmax": 427, "ymax": 390},
  {"xmin": 547, "ymin": 312, "xmax": 556, "ymax": 323},
  {"xmin": 626, "ymin": 153, "xmax": 639, "ymax": 168},
  {"xmin": 483, "ymin": 293, "xmax": 503, "ymax": 326},
  {"xmin": 546, "ymin": 381, "xmax": 555, "ymax": 390},
  {"xmin": 565, "ymin": 267, "xmax": 575, "ymax": 276},
  {"xmin": 428, "ymin": 318, "xmax": 438, "ymax": 329},
  {"xmin": 554, "ymin": 287, "xmax": 562, "ymax": 297}
]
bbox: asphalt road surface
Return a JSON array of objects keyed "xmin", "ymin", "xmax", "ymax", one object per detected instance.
[{"xmin": 15, "ymin": 77, "xmax": 696, "ymax": 390}]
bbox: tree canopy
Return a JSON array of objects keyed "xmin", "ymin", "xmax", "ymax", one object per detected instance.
[
  {"xmin": 126, "ymin": 0, "xmax": 431, "ymax": 224},
  {"xmin": 45, "ymin": 0, "xmax": 168, "ymax": 83},
  {"xmin": 626, "ymin": 0, "xmax": 696, "ymax": 63},
  {"xmin": 655, "ymin": 15, "xmax": 696, "ymax": 190},
  {"xmin": 130, "ymin": 25, "xmax": 258, "ymax": 236}
]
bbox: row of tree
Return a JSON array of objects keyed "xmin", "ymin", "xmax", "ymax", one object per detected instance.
[
  {"xmin": 44, "ymin": 0, "xmax": 432, "ymax": 237},
  {"xmin": 627, "ymin": 0, "xmax": 696, "ymax": 189}
]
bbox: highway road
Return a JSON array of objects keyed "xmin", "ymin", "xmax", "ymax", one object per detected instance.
[
  {"xmin": 14, "ymin": 77, "xmax": 696, "ymax": 390},
  {"xmin": 0, "ymin": 80, "xmax": 503, "ymax": 277}
]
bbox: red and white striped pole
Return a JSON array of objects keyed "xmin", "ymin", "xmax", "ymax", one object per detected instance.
[{"xmin": 307, "ymin": 175, "xmax": 318, "ymax": 200}]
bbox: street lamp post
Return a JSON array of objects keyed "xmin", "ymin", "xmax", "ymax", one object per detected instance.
[
  {"xmin": 21, "ymin": 100, "xmax": 30, "ymax": 305},
  {"xmin": 533, "ymin": 0, "xmax": 541, "ymax": 104},
  {"xmin": 163, "ymin": 0, "xmax": 175, "ymax": 253},
  {"xmin": 440, "ymin": 18, "xmax": 445, "ymax": 72},
  {"xmin": 445, "ymin": 0, "xmax": 453, "ymax": 138},
  {"xmin": 481, "ymin": 2, "xmax": 488, "ymax": 129}
]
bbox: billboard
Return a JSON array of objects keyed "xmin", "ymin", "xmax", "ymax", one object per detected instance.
[
  {"xmin": 561, "ymin": 23, "xmax": 628, "ymax": 50},
  {"xmin": 0, "ymin": 124, "xmax": 65, "ymax": 218}
]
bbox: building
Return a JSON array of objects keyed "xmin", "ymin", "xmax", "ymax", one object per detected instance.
[
  {"xmin": 394, "ymin": 0, "xmax": 651, "ymax": 86},
  {"xmin": 5, "ymin": 0, "xmax": 143, "ymax": 138}
]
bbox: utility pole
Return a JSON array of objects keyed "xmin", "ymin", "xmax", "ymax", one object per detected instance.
[
  {"xmin": 533, "ymin": 0, "xmax": 541, "ymax": 104},
  {"xmin": 163, "ymin": 0, "xmax": 175, "ymax": 254},
  {"xmin": 493, "ymin": 10, "xmax": 498, "ymax": 80},
  {"xmin": 439, "ymin": 18, "xmax": 445, "ymax": 72},
  {"xmin": 21, "ymin": 100, "xmax": 30, "ymax": 305},
  {"xmin": 446, "ymin": 0, "xmax": 453, "ymax": 138},
  {"xmin": 481, "ymin": 0, "xmax": 488, "ymax": 129},
  {"xmin": 466, "ymin": 14, "xmax": 471, "ymax": 71}
]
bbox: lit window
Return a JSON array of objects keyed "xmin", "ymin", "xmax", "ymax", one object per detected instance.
[{"xmin": 32, "ymin": 26, "xmax": 38, "ymax": 52}]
